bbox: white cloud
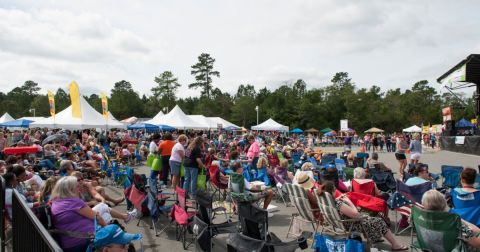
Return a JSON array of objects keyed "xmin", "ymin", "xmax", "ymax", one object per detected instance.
[{"xmin": 0, "ymin": 0, "xmax": 479, "ymax": 99}]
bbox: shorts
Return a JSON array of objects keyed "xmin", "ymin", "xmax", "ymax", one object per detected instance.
[
  {"xmin": 170, "ymin": 160, "xmax": 182, "ymax": 176},
  {"xmin": 410, "ymin": 153, "xmax": 421, "ymax": 160},
  {"xmin": 395, "ymin": 153, "xmax": 406, "ymax": 160}
]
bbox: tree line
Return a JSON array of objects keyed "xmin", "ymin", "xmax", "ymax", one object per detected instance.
[{"xmin": 0, "ymin": 53, "xmax": 475, "ymax": 132}]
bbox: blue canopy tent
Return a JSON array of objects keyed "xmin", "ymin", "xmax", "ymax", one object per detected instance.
[
  {"xmin": 158, "ymin": 124, "xmax": 176, "ymax": 131},
  {"xmin": 127, "ymin": 123, "xmax": 160, "ymax": 132},
  {"xmin": 456, "ymin": 118, "xmax": 476, "ymax": 128},
  {"xmin": 224, "ymin": 125, "xmax": 240, "ymax": 131},
  {"xmin": 0, "ymin": 119, "xmax": 33, "ymax": 128},
  {"xmin": 290, "ymin": 128, "xmax": 303, "ymax": 133}
]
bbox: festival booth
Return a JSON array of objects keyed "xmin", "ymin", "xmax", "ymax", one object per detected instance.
[
  {"xmin": 143, "ymin": 111, "xmax": 164, "ymax": 125},
  {"xmin": 320, "ymin": 127, "xmax": 334, "ymax": 134},
  {"xmin": 0, "ymin": 119, "xmax": 34, "ymax": 128},
  {"xmin": 188, "ymin": 115, "xmax": 212, "ymax": 129},
  {"xmin": 152, "ymin": 105, "xmax": 207, "ymax": 130},
  {"xmin": 206, "ymin": 117, "xmax": 240, "ymax": 130},
  {"xmin": 251, "ymin": 118, "xmax": 289, "ymax": 131},
  {"xmin": 29, "ymin": 96, "xmax": 125, "ymax": 130},
  {"xmin": 456, "ymin": 118, "xmax": 476, "ymax": 136},
  {"xmin": 402, "ymin": 125, "xmax": 422, "ymax": 133},
  {"xmin": 0, "ymin": 113, "xmax": 14, "ymax": 123}
]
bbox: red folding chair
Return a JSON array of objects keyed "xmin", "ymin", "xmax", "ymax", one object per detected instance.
[{"xmin": 208, "ymin": 165, "xmax": 228, "ymax": 201}]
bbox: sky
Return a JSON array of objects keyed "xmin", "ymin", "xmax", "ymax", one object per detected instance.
[{"xmin": 0, "ymin": 0, "xmax": 479, "ymax": 98}]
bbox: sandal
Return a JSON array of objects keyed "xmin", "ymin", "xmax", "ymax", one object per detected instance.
[{"xmin": 391, "ymin": 245, "xmax": 408, "ymax": 251}]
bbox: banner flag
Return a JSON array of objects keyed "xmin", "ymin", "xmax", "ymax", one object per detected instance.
[
  {"xmin": 100, "ymin": 92, "xmax": 109, "ymax": 119},
  {"xmin": 69, "ymin": 81, "xmax": 82, "ymax": 118},
  {"xmin": 47, "ymin": 90, "xmax": 55, "ymax": 117}
]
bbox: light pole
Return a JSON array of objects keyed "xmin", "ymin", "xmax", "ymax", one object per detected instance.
[
  {"xmin": 255, "ymin": 106, "xmax": 259, "ymax": 125},
  {"xmin": 29, "ymin": 108, "xmax": 36, "ymax": 117}
]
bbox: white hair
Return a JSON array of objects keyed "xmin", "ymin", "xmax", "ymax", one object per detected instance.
[
  {"xmin": 422, "ymin": 190, "xmax": 448, "ymax": 212},
  {"xmin": 51, "ymin": 176, "xmax": 78, "ymax": 199},
  {"xmin": 353, "ymin": 167, "xmax": 366, "ymax": 179}
]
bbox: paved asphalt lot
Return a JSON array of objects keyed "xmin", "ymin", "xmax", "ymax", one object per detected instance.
[{"xmin": 106, "ymin": 147, "xmax": 479, "ymax": 251}]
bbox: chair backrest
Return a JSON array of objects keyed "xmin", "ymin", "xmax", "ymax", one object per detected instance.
[
  {"xmin": 475, "ymin": 175, "xmax": 480, "ymax": 189},
  {"xmin": 315, "ymin": 191, "xmax": 345, "ymax": 231},
  {"xmin": 396, "ymin": 180, "xmax": 432, "ymax": 203},
  {"xmin": 290, "ymin": 196, "xmax": 315, "ymax": 223},
  {"xmin": 238, "ymin": 202, "xmax": 268, "ymax": 241},
  {"xmin": 411, "ymin": 206, "xmax": 463, "ymax": 252},
  {"xmin": 175, "ymin": 186, "xmax": 188, "ymax": 209},
  {"xmin": 285, "ymin": 183, "xmax": 308, "ymax": 201},
  {"xmin": 229, "ymin": 173, "xmax": 245, "ymax": 193},
  {"xmin": 451, "ymin": 189, "xmax": 480, "ymax": 209},
  {"xmin": 441, "ymin": 165, "xmax": 464, "ymax": 188},
  {"xmin": 351, "ymin": 179, "xmax": 375, "ymax": 196}
]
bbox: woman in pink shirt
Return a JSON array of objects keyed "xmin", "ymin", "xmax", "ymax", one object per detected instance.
[{"xmin": 247, "ymin": 135, "xmax": 260, "ymax": 171}]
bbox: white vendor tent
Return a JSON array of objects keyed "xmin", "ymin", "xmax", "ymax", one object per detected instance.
[
  {"xmin": 0, "ymin": 113, "xmax": 14, "ymax": 123},
  {"xmin": 144, "ymin": 111, "xmax": 164, "ymax": 125},
  {"xmin": 206, "ymin": 117, "xmax": 240, "ymax": 129},
  {"xmin": 188, "ymin": 115, "xmax": 212, "ymax": 129},
  {"xmin": 155, "ymin": 105, "xmax": 206, "ymax": 130},
  {"xmin": 402, "ymin": 125, "xmax": 422, "ymax": 133},
  {"xmin": 29, "ymin": 96, "xmax": 124, "ymax": 129},
  {"xmin": 18, "ymin": 117, "xmax": 46, "ymax": 122},
  {"xmin": 251, "ymin": 118, "xmax": 289, "ymax": 131}
]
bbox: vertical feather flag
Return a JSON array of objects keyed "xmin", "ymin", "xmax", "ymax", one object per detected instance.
[
  {"xmin": 69, "ymin": 81, "xmax": 82, "ymax": 118},
  {"xmin": 47, "ymin": 90, "xmax": 55, "ymax": 117},
  {"xmin": 100, "ymin": 92, "xmax": 109, "ymax": 119}
]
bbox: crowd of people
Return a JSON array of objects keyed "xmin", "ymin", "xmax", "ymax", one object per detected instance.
[{"xmin": 0, "ymin": 127, "xmax": 478, "ymax": 251}]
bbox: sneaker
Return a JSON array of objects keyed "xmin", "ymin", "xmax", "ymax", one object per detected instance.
[
  {"xmin": 125, "ymin": 209, "xmax": 138, "ymax": 224},
  {"xmin": 268, "ymin": 212, "xmax": 274, "ymax": 218}
]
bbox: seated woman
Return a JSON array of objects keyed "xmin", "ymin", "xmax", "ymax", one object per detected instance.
[
  {"xmin": 273, "ymin": 159, "xmax": 291, "ymax": 185},
  {"xmin": 295, "ymin": 171, "xmax": 322, "ymax": 221},
  {"xmin": 320, "ymin": 165, "xmax": 348, "ymax": 192},
  {"xmin": 318, "ymin": 181, "xmax": 408, "ymax": 251},
  {"xmin": 38, "ymin": 176, "xmax": 58, "ymax": 204},
  {"xmin": 346, "ymin": 153, "xmax": 355, "ymax": 168},
  {"xmin": 450, "ymin": 167, "xmax": 480, "ymax": 226},
  {"xmin": 51, "ymin": 176, "xmax": 136, "ymax": 252},
  {"xmin": 211, "ymin": 160, "xmax": 229, "ymax": 185},
  {"xmin": 3, "ymin": 172, "xmax": 38, "ymax": 220},
  {"xmin": 290, "ymin": 162, "xmax": 315, "ymax": 184},
  {"xmin": 256, "ymin": 156, "xmax": 271, "ymax": 186},
  {"xmin": 421, "ymin": 189, "xmax": 480, "ymax": 249},
  {"xmin": 229, "ymin": 161, "xmax": 273, "ymax": 213}
]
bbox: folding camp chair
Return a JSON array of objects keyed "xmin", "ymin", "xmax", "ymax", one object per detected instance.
[
  {"xmin": 356, "ymin": 152, "xmax": 369, "ymax": 168},
  {"xmin": 315, "ymin": 190, "xmax": 371, "ymax": 248},
  {"xmin": 410, "ymin": 205, "xmax": 467, "ymax": 252},
  {"xmin": 368, "ymin": 166, "xmax": 396, "ymax": 193},
  {"xmin": 195, "ymin": 190, "xmax": 238, "ymax": 252},
  {"xmin": 146, "ymin": 188, "xmax": 173, "ymax": 237},
  {"xmin": 286, "ymin": 196, "xmax": 322, "ymax": 239},
  {"xmin": 173, "ymin": 186, "xmax": 196, "ymax": 248},
  {"xmin": 450, "ymin": 189, "xmax": 480, "ymax": 227},
  {"xmin": 208, "ymin": 165, "xmax": 229, "ymax": 201},
  {"xmin": 389, "ymin": 180, "xmax": 432, "ymax": 235},
  {"xmin": 228, "ymin": 202, "xmax": 310, "ymax": 252},
  {"xmin": 334, "ymin": 158, "xmax": 346, "ymax": 180},
  {"xmin": 441, "ymin": 165, "xmax": 463, "ymax": 189}
]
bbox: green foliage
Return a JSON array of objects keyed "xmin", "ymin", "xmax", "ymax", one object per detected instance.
[
  {"xmin": 189, "ymin": 53, "xmax": 220, "ymax": 99},
  {"xmin": 0, "ymin": 70, "xmax": 476, "ymax": 132}
]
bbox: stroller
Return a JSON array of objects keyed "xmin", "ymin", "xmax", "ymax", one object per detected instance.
[
  {"xmin": 227, "ymin": 202, "xmax": 311, "ymax": 252},
  {"xmin": 195, "ymin": 190, "xmax": 238, "ymax": 252}
]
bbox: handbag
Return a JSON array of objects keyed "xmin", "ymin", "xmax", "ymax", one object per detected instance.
[
  {"xmin": 151, "ymin": 156, "xmax": 162, "ymax": 172},
  {"xmin": 314, "ymin": 233, "xmax": 364, "ymax": 252},
  {"xmin": 197, "ymin": 168, "xmax": 207, "ymax": 190},
  {"xmin": 146, "ymin": 153, "xmax": 155, "ymax": 167},
  {"xmin": 180, "ymin": 162, "xmax": 185, "ymax": 177}
]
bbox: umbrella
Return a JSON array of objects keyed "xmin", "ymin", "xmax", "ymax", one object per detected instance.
[
  {"xmin": 320, "ymin": 127, "xmax": 334, "ymax": 134},
  {"xmin": 304, "ymin": 128, "xmax": 319, "ymax": 133},
  {"xmin": 456, "ymin": 118, "xmax": 475, "ymax": 128},
  {"xmin": 364, "ymin": 127, "xmax": 384, "ymax": 133},
  {"xmin": 0, "ymin": 119, "xmax": 33, "ymax": 128},
  {"xmin": 224, "ymin": 125, "xmax": 240, "ymax": 131},
  {"xmin": 42, "ymin": 134, "xmax": 68, "ymax": 145},
  {"xmin": 290, "ymin": 128, "xmax": 303, "ymax": 133},
  {"xmin": 325, "ymin": 131, "xmax": 336, "ymax": 136}
]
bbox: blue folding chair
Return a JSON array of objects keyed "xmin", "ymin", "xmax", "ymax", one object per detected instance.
[
  {"xmin": 450, "ymin": 189, "xmax": 480, "ymax": 226},
  {"xmin": 356, "ymin": 152, "xmax": 369, "ymax": 168},
  {"xmin": 441, "ymin": 165, "xmax": 463, "ymax": 189},
  {"xmin": 474, "ymin": 174, "xmax": 480, "ymax": 189},
  {"xmin": 112, "ymin": 161, "xmax": 128, "ymax": 187},
  {"xmin": 334, "ymin": 158, "xmax": 346, "ymax": 180}
]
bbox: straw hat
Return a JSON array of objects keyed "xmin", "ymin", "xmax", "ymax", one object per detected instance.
[{"xmin": 295, "ymin": 171, "xmax": 315, "ymax": 189}]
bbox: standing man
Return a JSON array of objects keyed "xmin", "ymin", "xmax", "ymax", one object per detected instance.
[{"xmin": 247, "ymin": 135, "xmax": 260, "ymax": 171}]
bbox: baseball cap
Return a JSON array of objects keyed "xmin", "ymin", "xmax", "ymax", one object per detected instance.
[{"xmin": 93, "ymin": 224, "xmax": 142, "ymax": 248}]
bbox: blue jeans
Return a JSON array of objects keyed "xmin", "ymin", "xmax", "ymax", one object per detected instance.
[{"xmin": 183, "ymin": 167, "xmax": 198, "ymax": 197}]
